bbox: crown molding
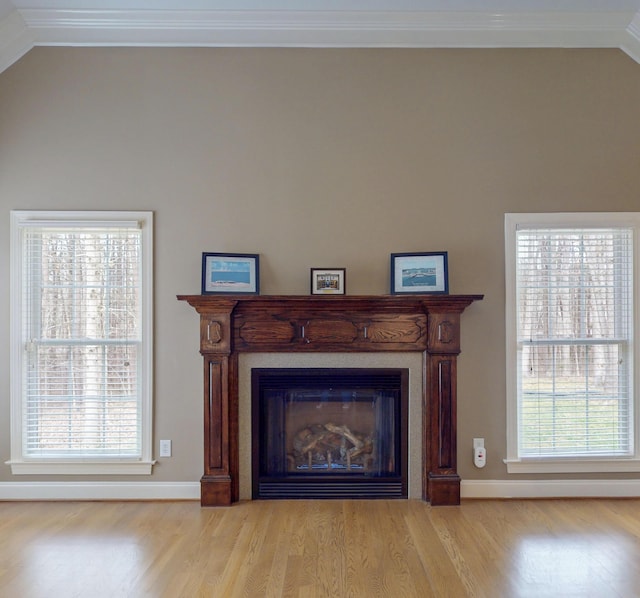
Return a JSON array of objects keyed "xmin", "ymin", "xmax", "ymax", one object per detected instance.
[
  {"xmin": 1, "ymin": 7, "xmax": 639, "ymax": 74},
  {"xmin": 18, "ymin": 9, "xmax": 633, "ymax": 47},
  {"xmin": 0, "ymin": 9, "xmax": 33, "ymax": 72},
  {"xmin": 621, "ymin": 10, "xmax": 640, "ymax": 62}
]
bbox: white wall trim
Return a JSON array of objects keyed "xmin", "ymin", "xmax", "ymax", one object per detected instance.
[
  {"xmin": 504, "ymin": 458, "xmax": 640, "ymax": 474},
  {"xmin": 6, "ymin": 461, "xmax": 156, "ymax": 475},
  {"xmin": 0, "ymin": 481, "xmax": 201, "ymax": 501},
  {"xmin": 621, "ymin": 11, "xmax": 640, "ymax": 63},
  {"xmin": 1, "ymin": 8, "xmax": 640, "ymax": 73},
  {"xmin": 19, "ymin": 9, "xmax": 632, "ymax": 48},
  {"xmin": 0, "ymin": 9, "xmax": 33, "ymax": 72},
  {"xmin": 1, "ymin": 479, "xmax": 638, "ymax": 501},
  {"xmin": 462, "ymin": 479, "xmax": 640, "ymax": 499}
]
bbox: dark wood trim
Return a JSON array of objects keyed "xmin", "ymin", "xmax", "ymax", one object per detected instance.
[{"xmin": 178, "ymin": 294, "xmax": 483, "ymax": 506}]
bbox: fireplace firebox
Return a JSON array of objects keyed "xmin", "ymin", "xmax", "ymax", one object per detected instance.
[{"xmin": 252, "ymin": 368, "xmax": 408, "ymax": 499}]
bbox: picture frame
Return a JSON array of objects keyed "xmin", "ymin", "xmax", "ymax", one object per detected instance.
[
  {"xmin": 310, "ymin": 268, "xmax": 346, "ymax": 295},
  {"xmin": 390, "ymin": 252, "xmax": 449, "ymax": 295},
  {"xmin": 201, "ymin": 252, "xmax": 260, "ymax": 295}
]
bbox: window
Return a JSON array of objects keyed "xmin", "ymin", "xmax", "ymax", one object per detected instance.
[
  {"xmin": 505, "ymin": 213, "xmax": 640, "ymax": 473},
  {"xmin": 8, "ymin": 211, "xmax": 153, "ymax": 474}
]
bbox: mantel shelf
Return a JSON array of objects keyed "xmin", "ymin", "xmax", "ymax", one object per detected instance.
[{"xmin": 178, "ymin": 293, "xmax": 483, "ymax": 311}]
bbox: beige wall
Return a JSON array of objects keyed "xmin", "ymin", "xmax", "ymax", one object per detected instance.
[{"xmin": 1, "ymin": 46, "xmax": 639, "ymax": 486}]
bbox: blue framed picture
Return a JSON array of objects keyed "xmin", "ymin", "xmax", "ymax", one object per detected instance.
[
  {"xmin": 390, "ymin": 252, "xmax": 448, "ymax": 295},
  {"xmin": 201, "ymin": 252, "xmax": 260, "ymax": 295}
]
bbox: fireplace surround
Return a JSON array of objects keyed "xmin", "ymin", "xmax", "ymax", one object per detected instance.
[{"xmin": 178, "ymin": 293, "xmax": 482, "ymax": 506}]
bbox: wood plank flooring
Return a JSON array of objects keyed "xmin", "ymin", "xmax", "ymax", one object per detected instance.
[{"xmin": 1, "ymin": 498, "xmax": 640, "ymax": 597}]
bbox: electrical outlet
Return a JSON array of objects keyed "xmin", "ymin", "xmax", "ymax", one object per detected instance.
[
  {"xmin": 473, "ymin": 438, "xmax": 486, "ymax": 467},
  {"xmin": 159, "ymin": 439, "xmax": 172, "ymax": 457}
]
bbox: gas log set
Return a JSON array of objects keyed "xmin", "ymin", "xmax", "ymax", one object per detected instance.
[{"xmin": 290, "ymin": 422, "xmax": 374, "ymax": 472}]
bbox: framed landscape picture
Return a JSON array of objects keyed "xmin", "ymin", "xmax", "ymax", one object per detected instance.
[
  {"xmin": 201, "ymin": 252, "xmax": 260, "ymax": 295},
  {"xmin": 390, "ymin": 252, "xmax": 448, "ymax": 295}
]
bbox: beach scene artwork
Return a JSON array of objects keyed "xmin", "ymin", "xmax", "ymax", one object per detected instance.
[
  {"xmin": 402, "ymin": 265, "xmax": 437, "ymax": 288},
  {"xmin": 210, "ymin": 259, "xmax": 252, "ymax": 289},
  {"xmin": 393, "ymin": 252, "xmax": 447, "ymax": 294},
  {"xmin": 202, "ymin": 253, "xmax": 258, "ymax": 293}
]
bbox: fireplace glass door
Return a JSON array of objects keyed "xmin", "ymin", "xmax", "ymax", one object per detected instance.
[{"xmin": 252, "ymin": 368, "xmax": 408, "ymax": 499}]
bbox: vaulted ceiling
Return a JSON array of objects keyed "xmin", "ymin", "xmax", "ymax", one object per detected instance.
[{"xmin": 2, "ymin": 1, "xmax": 640, "ymax": 74}]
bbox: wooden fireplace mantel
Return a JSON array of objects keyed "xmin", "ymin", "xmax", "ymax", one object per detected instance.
[{"xmin": 177, "ymin": 294, "xmax": 483, "ymax": 506}]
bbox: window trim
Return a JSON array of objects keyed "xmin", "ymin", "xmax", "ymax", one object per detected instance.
[
  {"xmin": 7, "ymin": 210, "xmax": 155, "ymax": 475},
  {"xmin": 504, "ymin": 212, "xmax": 640, "ymax": 474}
]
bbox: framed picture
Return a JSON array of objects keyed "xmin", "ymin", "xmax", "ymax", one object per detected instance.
[
  {"xmin": 310, "ymin": 268, "xmax": 346, "ymax": 295},
  {"xmin": 390, "ymin": 252, "xmax": 449, "ymax": 295},
  {"xmin": 201, "ymin": 252, "xmax": 260, "ymax": 295}
]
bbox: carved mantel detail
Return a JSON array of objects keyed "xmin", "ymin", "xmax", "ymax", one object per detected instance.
[{"xmin": 178, "ymin": 294, "xmax": 482, "ymax": 507}]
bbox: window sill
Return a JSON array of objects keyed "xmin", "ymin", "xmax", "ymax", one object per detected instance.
[
  {"xmin": 6, "ymin": 460, "xmax": 156, "ymax": 475},
  {"xmin": 504, "ymin": 458, "xmax": 640, "ymax": 474}
]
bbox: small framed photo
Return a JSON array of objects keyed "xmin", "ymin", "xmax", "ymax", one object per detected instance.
[
  {"xmin": 310, "ymin": 268, "xmax": 346, "ymax": 295},
  {"xmin": 201, "ymin": 252, "xmax": 260, "ymax": 295},
  {"xmin": 390, "ymin": 252, "xmax": 449, "ymax": 295}
]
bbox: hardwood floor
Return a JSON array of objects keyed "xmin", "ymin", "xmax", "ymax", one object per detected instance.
[{"xmin": 1, "ymin": 498, "xmax": 640, "ymax": 597}]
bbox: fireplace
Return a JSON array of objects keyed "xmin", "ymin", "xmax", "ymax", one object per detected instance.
[
  {"xmin": 252, "ymin": 368, "xmax": 408, "ymax": 499},
  {"xmin": 177, "ymin": 293, "xmax": 482, "ymax": 506}
]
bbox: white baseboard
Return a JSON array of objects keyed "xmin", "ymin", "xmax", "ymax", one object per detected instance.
[
  {"xmin": 0, "ymin": 481, "xmax": 201, "ymax": 501},
  {"xmin": 462, "ymin": 479, "xmax": 640, "ymax": 499},
  {"xmin": 2, "ymin": 480, "xmax": 638, "ymax": 501}
]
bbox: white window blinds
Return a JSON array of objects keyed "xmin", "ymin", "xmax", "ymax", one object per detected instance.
[
  {"xmin": 515, "ymin": 226, "xmax": 634, "ymax": 458},
  {"xmin": 20, "ymin": 221, "xmax": 143, "ymax": 458}
]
